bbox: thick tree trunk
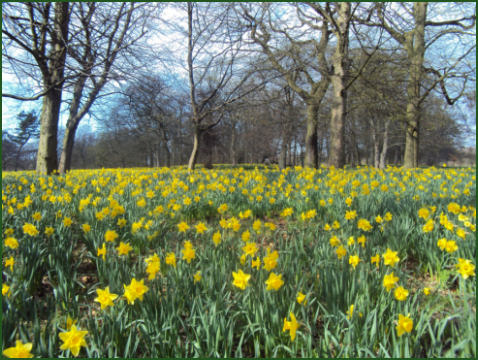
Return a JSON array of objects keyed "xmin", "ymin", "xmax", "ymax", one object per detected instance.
[
  {"xmin": 187, "ymin": 125, "xmax": 201, "ymax": 171},
  {"xmin": 279, "ymin": 138, "xmax": 287, "ymax": 169},
  {"xmin": 304, "ymin": 103, "xmax": 319, "ymax": 168},
  {"xmin": 58, "ymin": 122, "xmax": 79, "ymax": 173},
  {"xmin": 328, "ymin": 2, "xmax": 350, "ymax": 169},
  {"xmin": 403, "ymin": 2, "xmax": 427, "ymax": 168},
  {"xmin": 36, "ymin": 91, "xmax": 62, "ymax": 174},
  {"xmin": 36, "ymin": 3, "xmax": 69, "ymax": 175}
]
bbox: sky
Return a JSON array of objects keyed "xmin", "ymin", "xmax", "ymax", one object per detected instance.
[{"xmin": 2, "ymin": 3, "xmax": 476, "ymax": 147}]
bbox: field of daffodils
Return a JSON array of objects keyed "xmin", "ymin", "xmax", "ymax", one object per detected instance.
[{"xmin": 2, "ymin": 165, "xmax": 475, "ymax": 357}]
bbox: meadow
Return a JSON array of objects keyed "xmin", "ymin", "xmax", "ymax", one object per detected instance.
[{"xmin": 1, "ymin": 164, "xmax": 476, "ymax": 358}]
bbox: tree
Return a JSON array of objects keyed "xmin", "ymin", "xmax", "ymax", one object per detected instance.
[
  {"xmin": 184, "ymin": 2, "xmax": 259, "ymax": 171},
  {"xmin": 3, "ymin": 3, "xmax": 70, "ymax": 174},
  {"xmin": 9, "ymin": 111, "xmax": 40, "ymax": 170},
  {"xmin": 58, "ymin": 3, "xmax": 153, "ymax": 173},
  {"xmin": 359, "ymin": 2, "xmax": 476, "ymax": 168},
  {"xmin": 2, "ymin": 131, "xmax": 17, "ymax": 171},
  {"xmin": 242, "ymin": 3, "xmax": 331, "ymax": 168},
  {"xmin": 120, "ymin": 74, "xmax": 178, "ymax": 167}
]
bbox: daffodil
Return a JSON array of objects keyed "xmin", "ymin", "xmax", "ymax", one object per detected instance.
[
  {"xmin": 336, "ymin": 245, "xmax": 347, "ymax": 259},
  {"xmin": 283, "ymin": 312, "xmax": 299, "ymax": 341},
  {"xmin": 455, "ymin": 258, "xmax": 475, "ymax": 279},
  {"xmin": 349, "ymin": 255, "xmax": 360, "ymax": 269},
  {"xmin": 263, "ymin": 248, "xmax": 279, "ymax": 271},
  {"xmin": 94, "ymin": 286, "xmax": 118, "ymax": 310},
  {"xmin": 2, "ymin": 340, "xmax": 34, "ymax": 358},
  {"xmin": 123, "ymin": 278, "xmax": 149, "ymax": 304},
  {"xmin": 22, "ymin": 223, "xmax": 39, "ymax": 237},
  {"xmin": 212, "ymin": 231, "xmax": 221, "ymax": 246},
  {"xmin": 104, "ymin": 230, "xmax": 118, "ymax": 242},
  {"xmin": 4, "ymin": 237, "xmax": 18, "ymax": 249},
  {"xmin": 165, "ymin": 252, "xmax": 177, "ymax": 268},
  {"xmin": 394, "ymin": 286, "xmax": 409, "ymax": 301},
  {"xmin": 383, "ymin": 272, "xmax": 399, "ymax": 291},
  {"xmin": 357, "ymin": 219, "xmax": 372, "ymax": 231},
  {"xmin": 145, "ymin": 253, "xmax": 161, "ymax": 280},
  {"xmin": 195, "ymin": 222, "xmax": 207, "ymax": 234},
  {"xmin": 5, "ymin": 256, "xmax": 14, "ymax": 272},
  {"xmin": 177, "ymin": 221, "xmax": 190, "ymax": 232},
  {"xmin": 181, "ymin": 241, "xmax": 196, "ymax": 263},
  {"xmin": 371, "ymin": 254, "xmax": 380, "ymax": 268},
  {"xmin": 265, "ymin": 272, "xmax": 284, "ymax": 291},
  {"xmin": 395, "ymin": 314, "xmax": 413, "ymax": 336},
  {"xmin": 116, "ymin": 242, "xmax": 133, "ymax": 256},
  {"xmin": 232, "ymin": 269, "xmax": 251, "ymax": 290},
  {"xmin": 59, "ymin": 325, "xmax": 88, "ymax": 356},
  {"xmin": 382, "ymin": 248, "xmax": 400, "ymax": 267},
  {"xmin": 193, "ymin": 271, "xmax": 202, "ymax": 283},
  {"xmin": 296, "ymin": 292, "xmax": 307, "ymax": 305},
  {"xmin": 242, "ymin": 242, "xmax": 258, "ymax": 258}
]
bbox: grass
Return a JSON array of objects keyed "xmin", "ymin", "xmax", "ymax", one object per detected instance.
[{"xmin": 1, "ymin": 164, "xmax": 476, "ymax": 357}]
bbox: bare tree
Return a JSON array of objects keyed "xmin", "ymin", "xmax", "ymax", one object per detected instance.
[
  {"xmin": 58, "ymin": 3, "xmax": 153, "ymax": 173},
  {"xmin": 3, "ymin": 3, "xmax": 70, "ymax": 174},
  {"xmin": 184, "ymin": 2, "xmax": 262, "ymax": 171},
  {"xmin": 241, "ymin": 3, "xmax": 331, "ymax": 168},
  {"xmin": 359, "ymin": 2, "xmax": 476, "ymax": 168}
]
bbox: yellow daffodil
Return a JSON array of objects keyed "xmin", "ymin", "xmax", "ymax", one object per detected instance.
[
  {"xmin": 265, "ymin": 272, "xmax": 284, "ymax": 291},
  {"xmin": 116, "ymin": 242, "xmax": 133, "ymax": 256},
  {"xmin": 394, "ymin": 286, "xmax": 409, "ymax": 301},
  {"xmin": 104, "ymin": 230, "xmax": 118, "ymax": 242},
  {"xmin": 123, "ymin": 278, "xmax": 149, "ymax": 304},
  {"xmin": 349, "ymin": 254, "xmax": 360, "ymax": 269},
  {"xmin": 181, "ymin": 241, "xmax": 196, "ymax": 263},
  {"xmin": 395, "ymin": 314, "xmax": 413, "ymax": 336},
  {"xmin": 2, "ymin": 340, "xmax": 34, "ymax": 358},
  {"xmin": 232, "ymin": 269, "xmax": 251, "ymax": 290},
  {"xmin": 94, "ymin": 286, "xmax": 118, "ymax": 310},
  {"xmin": 383, "ymin": 272, "xmax": 399, "ymax": 291},
  {"xmin": 455, "ymin": 258, "xmax": 475, "ymax": 279},
  {"xmin": 296, "ymin": 292, "xmax": 307, "ymax": 305},
  {"xmin": 283, "ymin": 312, "xmax": 299, "ymax": 341},
  {"xmin": 59, "ymin": 325, "xmax": 88, "ymax": 356},
  {"xmin": 165, "ymin": 252, "xmax": 177, "ymax": 268},
  {"xmin": 382, "ymin": 248, "xmax": 400, "ymax": 267}
]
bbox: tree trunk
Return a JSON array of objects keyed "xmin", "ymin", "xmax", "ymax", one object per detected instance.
[
  {"xmin": 328, "ymin": 2, "xmax": 350, "ymax": 169},
  {"xmin": 58, "ymin": 121, "xmax": 80, "ymax": 173},
  {"xmin": 230, "ymin": 123, "xmax": 237, "ymax": 165},
  {"xmin": 304, "ymin": 103, "xmax": 319, "ymax": 168},
  {"xmin": 279, "ymin": 139, "xmax": 287, "ymax": 170},
  {"xmin": 403, "ymin": 2, "xmax": 427, "ymax": 168},
  {"xmin": 379, "ymin": 119, "xmax": 390, "ymax": 169},
  {"xmin": 187, "ymin": 125, "xmax": 201, "ymax": 171},
  {"xmin": 36, "ymin": 91, "xmax": 62, "ymax": 174},
  {"xmin": 35, "ymin": 3, "xmax": 69, "ymax": 175},
  {"xmin": 372, "ymin": 124, "xmax": 379, "ymax": 168}
]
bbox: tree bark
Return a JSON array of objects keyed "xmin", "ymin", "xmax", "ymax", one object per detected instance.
[
  {"xmin": 372, "ymin": 124, "xmax": 380, "ymax": 168},
  {"xmin": 304, "ymin": 103, "xmax": 319, "ymax": 168},
  {"xmin": 230, "ymin": 123, "xmax": 237, "ymax": 165},
  {"xmin": 379, "ymin": 119, "xmax": 390, "ymax": 169},
  {"xmin": 403, "ymin": 3, "xmax": 427, "ymax": 168},
  {"xmin": 188, "ymin": 125, "xmax": 201, "ymax": 171},
  {"xmin": 328, "ymin": 2, "xmax": 350, "ymax": 168},
  {"xmin": 36, "ymin": 3, "xmax": 69, "ymax": 175},
  {"xmin": 58, "ymin": 120, "xmax": 81, "ymax": 173},
  {"xmin": 279, "ymin": 138, "xmax": 287, "ymax": 169}
]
